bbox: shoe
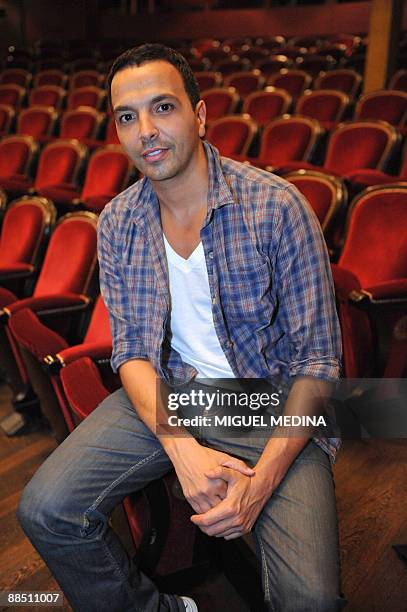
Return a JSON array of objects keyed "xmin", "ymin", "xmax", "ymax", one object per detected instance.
[{"xmin": 180, "ymin": 596, "xmax": 198, "ymax": 611}]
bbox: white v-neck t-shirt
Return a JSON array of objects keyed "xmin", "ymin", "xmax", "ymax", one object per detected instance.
[{"xmin": 163, "ymin": 235, "xmax": 235, "ymax": 379}]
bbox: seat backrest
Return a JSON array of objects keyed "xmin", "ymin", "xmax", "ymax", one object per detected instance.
[
  {"xmin": 243, "ymin": 87, "xmax": 292, "ymax": 126},
  {"xmin": 70, "ymin": 70, "xmax": 101, "ymax": 90},
  {"xmin": 268, "ymin": 69, "xmax": 312, "ymax": 99},
  {"xmin": 224, "ymin": 70, "xmax": 264, "ymax": 97},
  {"xmin": 29, "ymin": 85, "xmax": 66, "ymax": 110},
  {"xmin": 255, "ymin": 55, "xmax": 292, "ymax": 77},
  {"xmin": 105, "ymin": 114, "xmax": 120, "ymax": 144},
  {"xmin": 0, "ymin": 196, "xmax": 56, "ymax": 266},
  {"xmin": 17, "ymin": 106, "xmax": 58, "ymax": 139},
  {"xmin": 388, "ymin": 69, "xmax": 407, "ymax": 92},
  {"xmin": 283, "ymin": 170, "xmax": 346, "ymax": 233},
  {"xmin": 34, "ymin": 69, "xmax": 67, "ymax": 88},
  {"xmin": 34, "ymin": 212, "xmax": 98, "ymax": 296},
  {"xmin": 67, "ymin": 86, "xmax": 106, "ymax": 110},
  {"xmin": 0, "ymin": 135, "xmax": 37, "ymax": 178},
  {"xmin": 296, "ymin": 89, "xmax": 349, "ymax": 123},
  {"xmin": 206, "ymin": 114, "xmax": 258, "ymax": 156},
  {"xmin": 34, "ymin": 140, "xmax": 87, "ymax": 190},
  {"xmin": 314, "ymin": 69, "xmax": 362, "ymax": 98},
  {"xmin": 84, "ymin": 294, "xmax": 112, "ymax": 344},
  {"xmin": 0, "ymin": 84, "xmax": 25, "ymax": 109},
  {"xmin": 259, "ymin": 116, "xmax": 321, "ymax": 165},
  {"xmin": 324, "ymin": 121, "xmax": 398, "ymax": 175},
  {"xmin": 201, "ymin": 87, "xmax": 240, "ymax": 121},
  {"xmin": 338, "ymin": 184, "xmax": 407, "ymax": 286},
  {"xmin": 81, "ymin": 146, "xmax": 132, "ymax": 201},
  {"xmin": 60, "ymin": 107, "xmax": 103, "ymax": 139},
  {"xmin": 0, "ymin": 104, "xmax": 15, "ymax": 133},
  {"xmin": 295, "ymin": 54, "xmax": 336, "ymax": 77},
  {"xmin": 355, "ymin": 90, "xmax": 407, "ymax": 126},
  {"xmin": 194, "ymin": 71, "xmax": 222, "ymax": 91},
  {"xmin": 0, "ymin": 69, "xmax": 31, "ymax": 88},
  {"xmin": 213, "ymin": 58, "xmax": 250, "ymax": 76}
]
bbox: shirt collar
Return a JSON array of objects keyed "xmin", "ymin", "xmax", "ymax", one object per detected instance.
[{"xmin": 130, "ymin": 140, "xmax": 236, "ymax": 225}]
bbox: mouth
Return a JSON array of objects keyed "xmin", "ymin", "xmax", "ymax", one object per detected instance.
[{"xmin": 142, "ymin": 147, "xmax": 169, "ymax": 162}]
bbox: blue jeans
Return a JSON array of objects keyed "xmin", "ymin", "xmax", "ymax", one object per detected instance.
[{"xmin": 18, "ymin": 387, "xmax": 346, "ymax": 611}]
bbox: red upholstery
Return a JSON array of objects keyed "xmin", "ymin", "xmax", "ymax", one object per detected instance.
[
  {"xmin": 60, "ymin": 107, "xmax": 104, "ymax": 140},
  {"xmin": 224, "ymin": 70, "xmax": 264, "ymax": 97},
  {"xmin": 250, "ymin": 116, "xmax": 322, "ymax": 169},
  {"xmin": 333, "ymin": 184, "xmax": 407, "ymax": 377},
  {"xmin": 67, "ymin": 86, "xmax": 106, "ymax": 111},
  {"xmin": 0, "ymin": 197, "xmax": 55, "ymax": 269},
  {"xmin": 206, "ymin": 115, "xmax": 257, "ymax": 157},
  {"xmin": 80, "ymin": 146, "xmax": 132, "ymax": 212},
  {"xmin": 268, "ymin": 69, "xmax": 312, "ymax": 100},
  {"xmin": 0, "ymin": 287, "xmax": 18, "ymax": 309},
  {"xmin": 0, "ymin": 84, "xmax": 25, "ymax": 109},
  {"xmin": 34, "ymin": 70, "xmax": 67, "ymax": 88},
  {"xmin": 347, "ymin": 153, "xmax": 407, "ymax": 186},
  {"xmin": 0, "ymin": 69, "xmax": 31, "ymax": 88},
  {"xmin": 0, "ymin": 135, "xmax": 37, "ymax": 194},
  {"xmin": 0, "ymin": 104, "xmax": 15, "ymax": 134},
  {"xmin": 201, "ymin": 87, "xmax": 240, "ymax": 121},
  {"xmin": 243, "ymin": 87, "xmax": 292, "ymax": 126},
  {"xmin": 283, "ymin": 170, "xmax": 346, "ymax": 235},
  {"xmin": 60, "ymin": 356, "xmax": 110, "ymax": 420},
  {"xmin": 355, "ymin": 90, "xmax": 407, "ymax": 127},
  {"xmin": 314, "ymin": 69, "xmax": 362, "ymax": 98},
  {"xmin": 29, "ymin": 86, "xmax": 66, "ymax": 110},
  {"xmin": 9, "ymin": 307, "xmax": 69, "ymax": 360},
  {"xmin": 213, "ymin": 58, "xmax": 250, "ymax": 76},
  {"xmin": 237, "ymin": 48, "xmax": 268, "ymax": 64},
  {"xmin": 295, "ymin": 55, "xmax": 336, "ymax": 77},
  {"xmin": 389, "ymin": 70, "xmax": 407, "ymax": 92},
  {"xmin": 324, "ymin": 121, "xmax": 398, "ymax": 176},
  {"xmin": 17, "ymin": 106, "xmax": 57, "ymax": 140},
  {"xmin": 70, "ymin": 71, "xmax": 102, "ymax": 90},
  {"xmin": 34, "ymin": 140, "xmax": 87, "ymax": 204},
  {"xmin": 194, "ymin": 71, "xmax": 222, "ymax": 91},
  {"xmin": 105, "ymin": 115, "xmax": 120, "ymax": 145},
  {"xmin": 296, "ymin": 90, "xmax": 349, "ymax": 131}
]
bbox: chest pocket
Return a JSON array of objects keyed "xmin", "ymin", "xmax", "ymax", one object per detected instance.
[{"xmin": 221, "ymin": 260, "xmax": 276, "ymax": 327}]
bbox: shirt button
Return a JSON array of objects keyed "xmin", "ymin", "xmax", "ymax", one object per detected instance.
[
  {"xmin": 208, "ymin": 251, "xmax": 214, "ymax": 259},
  {"xmin": 212, "ymin": 297, "xmax": 216, "ymax": 305}
]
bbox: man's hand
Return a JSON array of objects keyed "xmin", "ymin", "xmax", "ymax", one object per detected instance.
[
  {"xmin": 167, "ymin": 439, "xmax": 255, "ymax": 514},
  {"xmin": 190, "ymin": 465, "xmax": 272, "ymax": 540}
]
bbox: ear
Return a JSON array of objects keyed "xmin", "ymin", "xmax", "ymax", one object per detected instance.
[{"xmin": 196, "ymin": 100, "xmax": 206, "ymax": 138}]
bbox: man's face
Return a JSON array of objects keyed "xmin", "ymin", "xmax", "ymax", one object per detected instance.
[{"xmin": 111, "ymin": 60, "xmax": 206, "ymax": 183}]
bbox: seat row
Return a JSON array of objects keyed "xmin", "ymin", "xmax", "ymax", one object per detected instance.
[
  {"xmin": 0, "ymin": 84, "xmax": 108, "ymax": 112},
  {"xmin": 0, "ymin": 106, "xmax": 120, "ymax": 147},
  {"xmin": 0, "ymin": 139, "xmax": 133, "ymax": 213}
]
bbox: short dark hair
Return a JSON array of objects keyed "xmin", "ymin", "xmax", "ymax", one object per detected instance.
[{"xmin": 107, "ymin": 43, "xmax": 201, "ymax": 109}]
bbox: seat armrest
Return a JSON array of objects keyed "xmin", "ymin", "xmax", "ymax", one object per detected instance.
[
  {"xmin": 5, "ymin": 292, "xmax": 91, "ymax": 317},
  {"xmin": 349, "ymin": 279, "xmax": 407, "ymax": 305},
  {"xmin": 0, "ymin": 263, "xmax": 35, "ymax": 281}
]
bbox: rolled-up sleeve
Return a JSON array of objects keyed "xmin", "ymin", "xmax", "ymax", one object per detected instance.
[
  {"xmin": 97, "ymin": 209, "xmax": 148, "ymax": 373},
  {"xmin": 272, "ymin": 184, "xmax": 342, "ymax": 381}
]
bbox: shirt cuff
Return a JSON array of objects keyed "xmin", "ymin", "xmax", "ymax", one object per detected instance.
[
  {"xmin": 289, "ymin": 357, "xmax": 341, "ymax": 381},
  {"xmin": 111, "ymin": 342, "xmax": 148, "ymax": 373}
]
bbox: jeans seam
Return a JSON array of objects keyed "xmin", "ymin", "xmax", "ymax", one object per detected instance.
[
  {"xmin": 81, "ymin": 448, "xmax": 165, "ymax": 535},
  {"xmin": 100, "ymin": 537, "xmax": 143, "ymax": 612},
  {"xmin": 257, "ymin": 530, "xmax": 272, "ymax": 606}
]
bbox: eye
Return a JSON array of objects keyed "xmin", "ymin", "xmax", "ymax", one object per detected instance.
[
  {"xmin": 117, "ymin": 112, "xmax": 135, "ymax": 125},
  {"xmin": 156, "ymin": 102, "xmax": 174, "ymax": 113}
]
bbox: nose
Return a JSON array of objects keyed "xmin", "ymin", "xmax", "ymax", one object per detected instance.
[{"xmin": 138, "ymin": 112, "xmax": 158, "ymax": 143}]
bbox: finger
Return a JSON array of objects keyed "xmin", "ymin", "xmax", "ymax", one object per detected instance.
[
  {"xmin": 204, "ymin": 466, "xmax": 235, "ymax": 481},
  {"xmin": 221, "ymin": 458, "xmax": 255, "ymax": 476},
  {"xmin": 191, "ymin": 499, "xmax": 232, "ymax": 526},
  {"xmin": 224, "ymin": 531, "xmax": 243, "ymax": 540}
]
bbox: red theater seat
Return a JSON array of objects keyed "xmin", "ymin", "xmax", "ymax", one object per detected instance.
[
  {"xmin": 17, "ymin": 106, "xmax": 58, "ymax": 141},
  {"xmin": 33, "ymin": 70, "xmax": 68, "ymax": 88},
  {"xmin": 0, "ymin": 104, "xmax": 15, "ymax": 136},
  {"xmin": 0, "ymin": 84, "xmax": 26, "ymax": 110},
  {"xmin": 194, "ymin": 71, "xmax": 222, "ymax": 91},
  {"xmin": 389, "ymin": 69, "xmax": 407, "ymax": 92},
  {"xmin": 224, "ymin": 70, "xmax": 265, "ymax": 98},
  {"xmin": 0, "ymin": 196, "xmax": 56, "ymax": 296},
  {"xmin": 295, "ymin": 89, "xmax": 350, "ymax": 131},
  {"xmin": 70, "ymin": 70, "xmax": 103, "ymax": 90},
  {"xmin": 206, "ymin": 115, "xmax": 258, "ymax": 157},
  {"xmin": 354, "ymin": 90, "xmax": 407, "ymax": 130},
  {"xmin": 105, "ymin": 114, "xmax": 120, "ymax": 145},
  {"xmin": 0, "ymin": 135, "xmax": 38, "ymax": 195},
  {"xmin": 332, "ymin": 183, "xmax": 407, "ymax": 378},
  {"xmin": 201, "ymin": 87, "xmax": 240, "ymax": 121},
  {"xmin": 0, "ymin": 69, "xmax": 31, "ymax": 88},
  {"xmin": 268, "ymin": 68, "xmax": 312, "ymax": 101},
  {"xmin": 314, "ymin": 69, "xmax": 362, "ymax": 99},
  {"xmin": 60, "ymin": 107, "xmax": 104, "ymax": 144},
  {"xmin": 29, "ymin": 85, "xmax": 66, "ymax": 110},
  {"xmin": 67, "ymin": 86, "xmax": 106, "ymax": 111},
  {"xmin": 255, "ymin": 55, "xmax": 292, "ymax": 78},
  {"xmin": 243, "ymin": 87, "xmax": 292, "ymax": 126}
]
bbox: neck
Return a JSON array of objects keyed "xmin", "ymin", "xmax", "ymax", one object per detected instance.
[{"xmin": 152, "ymin": 141, "xmax": 209, "ymax": 218}]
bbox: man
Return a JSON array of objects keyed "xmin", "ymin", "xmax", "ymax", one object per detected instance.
[{"xmin": 18, "ymin": 44, "xmax": 345, "ymax": 611}]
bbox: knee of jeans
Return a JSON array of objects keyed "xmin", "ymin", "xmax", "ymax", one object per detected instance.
[
  {"xmin": 17, "ymin": 472, "xmax": 77, "ymax": 539},
  {"xmin": 300, "ymin": 585, "xmax": 344, "ymax": 612}
]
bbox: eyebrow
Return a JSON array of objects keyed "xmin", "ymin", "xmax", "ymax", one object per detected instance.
[{"xmin": 113, "ymin": 94, "xmax": 179, "ymax": 114}]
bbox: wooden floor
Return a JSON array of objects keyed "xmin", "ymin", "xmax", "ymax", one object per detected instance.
[{"xmin": 0, "ymin": 382, "xmax": 406, "ymax": 612}]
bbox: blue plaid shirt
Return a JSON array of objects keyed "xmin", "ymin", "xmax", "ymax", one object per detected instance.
[{"xmin": 98, "ymin": 141, "xmax": 342, "ymax": 461}]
